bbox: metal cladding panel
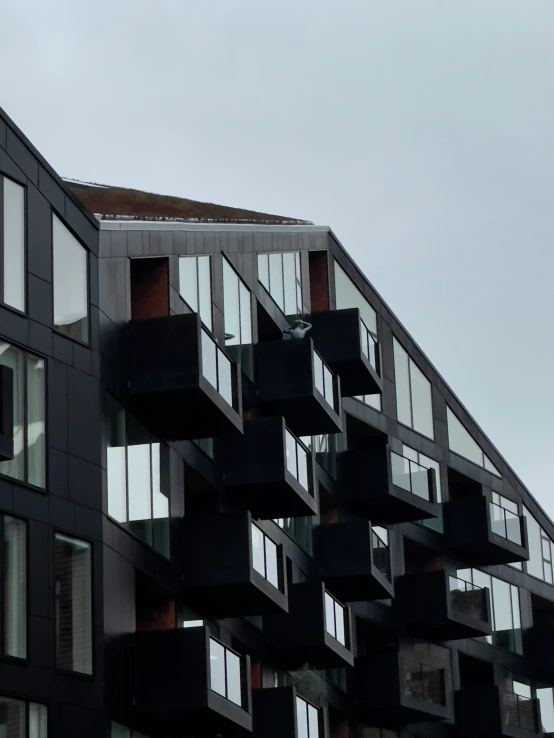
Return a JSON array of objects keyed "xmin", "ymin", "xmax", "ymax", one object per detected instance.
[{"xmin": 251, "ymin": 687, "xmax": 297, "ymax": 738}]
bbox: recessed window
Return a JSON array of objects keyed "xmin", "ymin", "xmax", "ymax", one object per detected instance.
[
  {"xmin": 106, "ymin": 396, "xmax": 170, "ymax": 558},
  {"xmin": 0, "ymin": 176, "xmax": 26, "ymax": 312},
  {"xmin": 258, "ymin": 252, "xmax": 303, "ymax": 315},
  {"xmin": 1, "ymin": 515, "xmax": 27, "ymax": 659},
  {"xmin": 54, "ymin": 533, "xmax": 93, "ymax": 674},
  {"xmin": 52, "ymin": 214, "xmax": 89, "ymax": 343},
  {"xmin": 223, "ymin": 257, "xmax": 253, "ymax": 379},
  {"xmin": 446, "ymin": 406, "xmax": 500, "ymax": 476},
  {"xmin": 0, "ymin": 697, "xmax": 47, "ymax": 738},
  {"xmin": 209, "ymin": 638, "xmax": 243, "ymax": 706},
  {"xmin": 0, "ymin": 342, "xmax": 45, "ymax": 488},
  {"xmin": 324, "ymin": 591, "xmax": 346, "ymax": 646},
  {"xmin": 178, "ymin": 255, "xmax": 212, "ymax": 330},
  {"xmin": 251, "ymin": 524, "xmax": 280, "ymax": 589},
  {"xmin": 393, "ymin": 338, "xmax": 433, "ymax": 438},
  {"xmin": 296, "ymin": 696, "xmax": 319, "ymax": 738}
]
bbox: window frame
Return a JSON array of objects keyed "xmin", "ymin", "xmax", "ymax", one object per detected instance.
[
  {"xmin": 0, "ymin": 175, "xmax": 27, "ymax": 315},
  {"xmin": 208, "ymin": 636, "xmax": 244, "ymax": 706},
  {"xmin": 257, "ymin": 251, "xmax": 303, "ymax": 316},
  {"xmin": 0, "ymin": 695, "xmax": 48, "ymax": 738},
  {"xmin": 250, "ymin": 524, "xmax": 282, "ymax": 590},
  {"xmin": 178, "ymin": 255, "xmax": 213, "ymax": 330},
  {"xmin": 324, "ymin": 590, "xmax": 347, "ymax": 646},
  {"xmin": 295, "ymin": 695, "xmax": 320, "ymax": 738},
  {"xmin": 51, "ymin": 212, "xmax": 90, "ymax": 346},
  {"xmin": 392, "ymin": 338, "xmax": 434, "ymax": 439}
]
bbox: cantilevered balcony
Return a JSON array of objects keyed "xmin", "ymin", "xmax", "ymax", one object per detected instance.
[
  {"xmin": 133, "ymin": 627, "xmax": 252, "ymax": 736},
  {"xmin": 340, "ymin": 445, "xmax": 438, "ymax": 524},
  {"xmin": 126, "ymin": 313, "xmax": 242, "ymax": 440},
  {"xmin": 0, "ymin": 365, "xmax": 13, "ymax": 462},
  {"xmin": 308, "ymin": 308, "xmax": 382, "ymax": 397},
  {"xmin": 313, "ymin": 522, "xmax": 394, "ymax": 601},
  {"xmin": 455, "ymin": 686, "xmax": 541, "ymax": 737},
  {"xmin": 182, "ymin": 512, "xmax": 288, "ymax": 617},
  {"xmin": 444, "ymin": 493, "xmax": 528, "ymax": 566},
  {"xmin": 266, "ymin": 582, "xmax": 355, "ymax": 669},
  {"xmin": 396, "ymin": 571, "xmax": 492, "ymax": 641},
  {"xmin": 256, "ymin": 338, "xmax": 342, "ymax": 436},
  {"xmin": 355, "ymin": 650, "xmax": 451, "ymax": 728},
  {"xmin": 252, "ymin": 687, "xmax": 327, "ymax": 738},
  {"xmin": 224, "ymin": 417, "xmax": 318, "ymax": 519}
]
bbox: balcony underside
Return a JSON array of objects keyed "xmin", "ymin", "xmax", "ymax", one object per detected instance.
[{"xmin": 227, "ymin": 480, "xmax": 318, "ymax": 519}]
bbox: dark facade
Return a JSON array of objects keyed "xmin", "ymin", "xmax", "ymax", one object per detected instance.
[{"xmin": 2, "ymin": 105, "xmax": 554, "ymax": 738}]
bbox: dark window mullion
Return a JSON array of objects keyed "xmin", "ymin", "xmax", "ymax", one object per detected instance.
[
  {"xmin": 23, "ymin": 355, "xmax": 29, "ymax": 483},
  {"xmin": 280, "ymin": 254, "xmax": 286, "ymax": 311},
  {"xmin": 406, "ymin": 356, "xmax": 415, "ymax": 429},
  {"xmin": 0, "ymin": 176, "xmax": 4, "ymax": 305},
  {"xmin": 0, "ymin": 516, "xmax": 4, "ymax": 656}
]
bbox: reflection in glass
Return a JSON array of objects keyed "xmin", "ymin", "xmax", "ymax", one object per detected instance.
[
  {"xmin": 269, "ymin": 252, "xmax": 284, "ymax": 310},
  {"xmin": 27, "ymin": 356, "xmax": 45, "ymax": 488},
  {"xmin": 197, "ymin": 256, "xmax": 212, "ymax": 330},
  {"xmin": 265, "ymin": 538, "xmax": 279, "ymax": 588},
  {"xmin": 538, "ymin": 688, "xmax": 554, "ymax": 733},
  {"xmin": 3, "ymin": 516, "xmax": 27, "ymax": 658},
  {"xmin": 285, "ymin": 430, "xmax": 297, "ymax": 478},
  {"xmin": 251, "ymin": 525, "xmax": 265, "ymax": 577},
  {"xmin": 217, "ymin": 353, "xmax": 233, "ymax": 406},
  {"xmin": 53, "ymin": 215, "xmax": 89, "ymax": 342},
  {"xmin": 226, "ymin": 650, "xmax": 242, "ymax": 706},
  {"xmin": 29, "ymin": 702, "xmax": 48, "ymax": 738},
  {"xmin": 296, "ymin": 696, "xmax": 309, "ymax": 738},
  {"xmin": 0, "ymin": 696, "xmax": 25, "ymax": 736},
  {"xmin": 209, "ymin": 639, "xmax": 226, "ymax": 697},
  {"xmin": 3, "ymin": 177, "xmax": 25, "ymax": 312},
  {"xmin": 201, "ymin": 330, "xmax": 218, "ymax": 389},
  {"xmin": 393, "ymin": 339, "xmax": 412, "ymax": 427},
  {"xmin": 283, "ymin": 252, "xmax": 297, "ymax": 314},
  {"xmin": 0, "ymin": 343, "xmax": 24, "ymax": 482},
  {"xmin": 258, "ymin": 252, "xmax": 303, "ymax": 315},
  {"xmin": 313, "ymin": 353, "xmax": 325, "ymax": 396},
  {"xmin": 410, "ymin": 362, "xmax": 434, "ymax": 438},
  {"xmin": 391, "ymin": 451, "xmax": 431, "ymax": 501},
  {"xmin": 446, "ymin": 406, "xmax": 501, "ymax": 476},
  {"xmin": 258, "ymin": 253, "xmax": 270, "ymax": 289}
]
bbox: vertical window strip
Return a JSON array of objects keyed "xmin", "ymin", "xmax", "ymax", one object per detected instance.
[
  {"xmin": 2, "ymin": 177, "xmax": 26, "ymax": 312},
  {"xmin": 2, "ymin": 515, "xmax": 27, "ymax": 658}
]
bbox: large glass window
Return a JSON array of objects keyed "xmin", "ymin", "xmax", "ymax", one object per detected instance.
[
  {"xmin": 402, "ymin": 444, "xmax": 443, "ymax": 533},
  {"xmin": 0, "ymin": 342, "xmax": 45, "ymax": 488},
  {"xmin": 201, "ymin": 329, "xmax": 234, "ymax": 408},
  {"xmin": 178, "ymin": 255, "xmax": 212, "ymax": 330},
  {"xmin": 2, "ymin": 516, "xmax": 27, "ymax": 659},
  {"xmin": 334, "ymin": 260, "xmax": 381, "ymax": 411},
  {"xmin": 106, "ymin": 396, "xmax": 170, "ymax": 558},
  {"xmin": 324, "ymin": 591, "xmax": 346, "ymax": 646},
  {"xmin": 490, "ymin": 493, "xmax": 522, "ymax": 545},
  {"xmin": 458, "ymin": 568, "xmax": 522, "ymax": 654},
  {"xmin": 446, "ymin": 406, "xmax": 500, "ymax": 476},
  {"xmin": 313, "ymin": 350, "xmax": 338, "ymax": 410},
  {"xmin": 0, "ymin": 697, "xmax": 47, "ymax": 738},
  {"xmin": 390, "ymin": 451, "xmax": 433, "ymax": 501},
  {"xmin": 54, "ymin": 533, "xmax": 92, "ymax": 674},
  {"xmin": 258, "ymin": 252, "xmax": 303, "ymax": 315},
  {"xmin": 52, "ymin": 215, "xmax": 88, "ymax": 343},
  {"xmin": 393, "ymin": 339, "xmax": 433, "ymax": 438},
  {"xmin": 251, "ymin": 524, "xmax": 280, "ymax": 589},
  {"xmin": 209, "ymin": 638, "xmax": 243, "ymax": 706},
  {"xmin": 521, "ymin": 507, "xmax": 554, "ymax": 584},
  {"xmin": 223, "ymin": 257, "xmax": 253, "ymax": 379},
  {"xmin": 296, "ymin": 696, "xmax": 319, "ymax": 738},
  {"xmin": 537, "ymin": 688, "xmax": 554, "ymax": 734},
  {"xmin": 1, "ymin": 177, "xmax": 26, "ymax": 312},
  {"xmin": 285, "ymin": 430, "xmax": 311, "ymax": 492}
]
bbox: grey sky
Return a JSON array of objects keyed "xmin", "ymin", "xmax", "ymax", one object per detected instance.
[{"xmin": 2, "ymin": 1, "xmax": 554, "ymax": 514}]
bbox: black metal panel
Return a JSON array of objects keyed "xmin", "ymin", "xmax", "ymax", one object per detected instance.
[
  {"xmin": 182, "ymin": 512, "xmax": 288, "ymax": 617},
  {"xmin": 524, "ymin": 624, "xmax": 554, "ymax": 685},
  {"xmin": 308, "ymin": 308, "xmax": 382, "ymax": 397},
  {"xmin": 340, "ymin": 444, "xmax": 439, "ymax": 524},
  {"xmin": 126, "ymin": 313, "xmax": 243, "ymax": 440},
  {"xmin": 133, "ymin": 627, "xmax": 253, "ymax": 736},
  {"xmin": 354, "ymin": 650, "xmax": 452, "ymax": 728},
  {"xmin": 224, "ymin": 417, "xmax": 318, "ymax": 519},
  {"xmin": 443, "ymin": 495, "xmax": 529, "ymax": 566},
  {"xmin": 455, "ymin": 686, "xmax": 541, "ymax": 737},
  {"xmin": 251, "ymin": 687, "xmax": 327, "ymax": 738},
  {"xmin": 0, "ymin": 365, "xmax": 13, "ymax": 461},
  {"xmin": 256, "ymin": 337, "xmax": 342, "ymax": 436},
  {"xmin": 395, "ymin": 570, "xmax": 492, "ymax": 641},
  {"xmin": 265, "ymin": 582, "xmax": 355, "ymax": 669},
  {"xmin": 313, "ymin": 522, "xmax": 394, "ymax": 602}
]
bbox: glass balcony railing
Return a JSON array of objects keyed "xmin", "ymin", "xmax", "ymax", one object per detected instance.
[
  {"xmin": 209, "ymin": 637, "xmax": 246, "ymax": 707},
  {"xmin": 489, "ymin": 502, "xmax": 523, "ymax": 546},
  {"xmin": 502, "ymin": 691, "xmax": 538, "ymax": 732},
  {"xmin": 390, "ymin": 452, "xmax": 433, "ymax": 502},
  {"xmin": 401, "ymin": 659, "xmax": 446, "ymax": 705},
  {"xmin": 372, "ymin": 526, "xmax": 391, "ymax": 581},
  {"xmin": 313, "ymin": 350, "xmax": 338, "ymax": 411},
  {"xmin": 201, "ymin": 329, "xmax": 236, "ymax": 409},
  {"xmin": 360, "ymin": 318, "xmax": 379, "ymax": 373},
  {"xmin": 448, "ymin": 576, "xmax": 488, "ymax": 621},
  {"xmin": 285, "ymin": 430, "xmax": 312, "ymax": 493}
]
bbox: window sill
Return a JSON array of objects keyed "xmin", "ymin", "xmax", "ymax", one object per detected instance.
[
  {"xmin": 0, "ymin": 471, "xmax": 47, "ymax": 495},
  {"xmin": 53, "ymin": 327, "xmax": 90, "ymax": 349},
  {"xmin": 0, "ymin": 302, "xmax": 27, "ymax": 319}
]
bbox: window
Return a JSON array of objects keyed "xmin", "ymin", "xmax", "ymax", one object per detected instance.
[
  {"xmin": 285, "ymin": 430, "xmax": 311, "ymax": 492},
  {"xmin": 274, "ymin": 516, "xmax": 315, "ymax": 555},
  {"xmin": 372, "ymin": 525, "xmax": 391, "ymax": 580},
  {"xmin": 179, "ymin": 255, "xmax": 212, "ymax": 330},
  {"xmin": 301, "ymin": 434, "xmax": 340, "ymax": 479},
  {"xmin": 446, "ymin": 406, "xmax": 500, "ymax": 476},
  {"xmin": 0, "ymin": 176, "xmax": 25, "ymax": 312},
  {"xmin": 251, "ymin": 524, "xmax": 280, "ymax": 589},
  {"xmin": 521, "ymin": 507, "xmax": 554, "ymax": 584},
  {"xmin": 393, "ymin": 339, "xmax": 433, "ymax": 438},
  {"xmin": 182, "ymin": 619, "xmax": 204, "ymax": 628},
  {"xmin": 106, "ymin": 396, "xmax": 170, "ymax": 558},
  {"xmin": 223, "ymin": 257, "xmax": 253, "ymax": 379},
  {"xmin": 52, "ymin": 214, "xmax": 88, "ymax": 343},
  {"xmin": 324, "ymin": 591, "xmax": 346, "ymax": 646},
  {"xmin": 490, "ymin": 493, "xmax": 522, "ymax": 545},
  {"xmin": 458, "ymin": 568, "xmax": 522, "ymax": 654},
  {"xmin": 334, "ymin": 260, "xmax": 381, "ymax": 411},
  {"xmin": 537, "ymin": 688, "xmax": 554, "ymax": 733},
  {"xmin": 313, "ymin": 351, "xmax": 337, "ymax": 410},
  {"xmin": 402, "ymin": 445, "xmax": 443, "ymax": 533},
  {"xmin": 111, "ymin": 723, "xmax": 149, "ymax": 738},
  {"xmin": 0, "ymin": 698, "xmax": 47, "ymax": 738},
  {"xmin": 54, "ymin": 533, "xmax": 92, "ymax": 674},
  {"xmin": 201, "ymin": 329, "xmax": 234, "ymax": 407},
  {"xmin": 390, "ymin": 450, "xmax": 433, "ymax": 501},
  {"xmin": 2, "ymin": 516, "xmax": 27, "ymax": 659},
  {"xmin": 209, "ymin": 638, "xmax": 243, "ymax": 706},
  {"xmin": 258, "ymin": 252, "xmax": 303, "ymax": 315},
  {"xmin": 0, "ymin": 342, "xmax": 45, "ymax": 488},
  {"xmin": 296, "ymin": 696, "xmax": 319, "ymax": 738}
]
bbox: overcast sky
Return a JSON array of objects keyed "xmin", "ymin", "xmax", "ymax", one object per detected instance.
[{"xmin": 2, "ymin": 1, "xmax": 554, "ymax": 516}]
